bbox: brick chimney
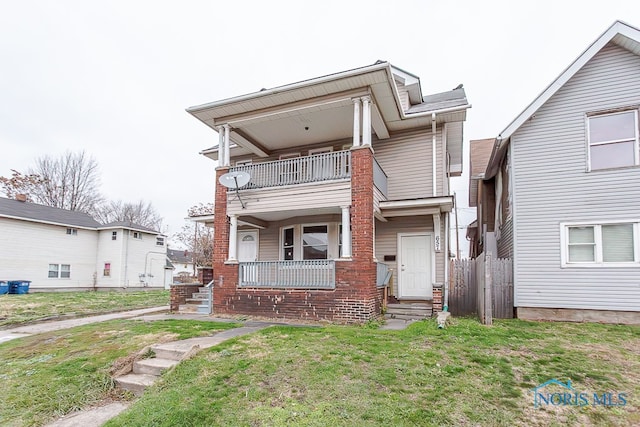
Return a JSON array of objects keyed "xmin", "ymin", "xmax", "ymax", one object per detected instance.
[{"xmin": 15, "ymin": 194, "xmax": 27, "ymax": 202}]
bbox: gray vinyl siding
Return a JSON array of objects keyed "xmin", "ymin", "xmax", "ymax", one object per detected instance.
[
  {"xmin": 497, "ymin": 218, "xmax": 513, "ymax": 259},
  {"xmin": 375, "ymin": 215, "xmax": 445, "ymax": 298},
  {"xmin": 254, "ymin": 214, "xmax": 342, "ymax": 261},
  {"xmin": 373, "ymin": 128, "xmax": 444, "ymax": 200},
  {"xmin": 511, "ymin": 43, "xmax": 640, "ymax": 311}
]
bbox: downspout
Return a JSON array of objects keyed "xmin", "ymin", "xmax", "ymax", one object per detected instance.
[
  {"xmin": 438, "ymin": 211, "xmax": 451, "ymax": 329},
  {"xmin": 123, "ymin": 230, "xmax": 129, "ymax": 288},
  {"xmin": 432, "ymin": 113, "xmax": 437, "ymax": 196},
  {"xmin": 444, "ymin": 211, "xmax": 449, "ymax": 312}
]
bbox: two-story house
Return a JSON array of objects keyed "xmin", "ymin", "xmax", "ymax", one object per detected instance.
[
  {"xmin": 0, "ymin": 196, "xmax": 169, "ymax": 291},
  {"xmin": 188, "ymin": 61, "xmax": 469, "ymax": 322},
  {"xmin": 470, "ymin": 21, "xmax": 640, "ymax": 324}
]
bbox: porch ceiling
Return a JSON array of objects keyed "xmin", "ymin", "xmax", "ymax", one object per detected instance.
[
  {"xmin": 379, "ymin": 197, "xmax": 454, "ymax": 218},
  {"xmin": 239, "ymin": 206, "xmax": 341, "ymax": 223}
]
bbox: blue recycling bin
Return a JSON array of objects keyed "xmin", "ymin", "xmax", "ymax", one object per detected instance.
[
  {"xmin": 0, "ymin": 281, "xmax": 8, "ymax": 295},
  {"xmin": 8, "ymin": 280, "xmax": 31, "ymax": 294}
]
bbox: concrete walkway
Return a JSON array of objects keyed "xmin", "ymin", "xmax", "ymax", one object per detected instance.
[{"xmin": 0, "ymin": 306, "xmax": 169, "ymax": 344}]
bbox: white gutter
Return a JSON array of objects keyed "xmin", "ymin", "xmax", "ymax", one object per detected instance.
[
  {"xmin": 431, "ymin": 112, "xmax": 437, "ymax": 197},
  {"xmin": 402, "ymin": 103, "xmax": 472, "ymax": 120}
]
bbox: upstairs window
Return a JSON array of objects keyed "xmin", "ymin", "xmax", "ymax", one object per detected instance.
[
  {"xmin": 112, "ymin": 231, "xmax": 117, "ymax": 241},
  {"xmin": 588, "ymin": 110, "xmax": 639, "ymax": 170},
  {"xmin": 132, "ymin": 231, "xmax": 142, "ymax": 239},
  {"xmin": 66, "ymin": 228, "xmax": 78, "ymax": 235},
  {"xmin": 156, "ymin": 237, "xmax": 165, "ymax": 246}
]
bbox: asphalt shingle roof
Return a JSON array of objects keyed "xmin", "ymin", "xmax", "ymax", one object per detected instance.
[
  {"xmin": 407, "ymin": 87, "xmax": 468, "ymax": 114},
  {"xmin": 0, "ymin": 197, "xmax": 101, "ymax": 228}
]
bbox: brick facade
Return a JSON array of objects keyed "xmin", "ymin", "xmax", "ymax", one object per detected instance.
[
  {"xmin": 211, "ymin": 147, "xmax": 382, "ymax": 323},
  {"xmin": 170, "ymin": 283, "xmax": 203, "ymax": 312}
]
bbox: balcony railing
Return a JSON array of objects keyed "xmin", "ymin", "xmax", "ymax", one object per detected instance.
[
  {"xmin": 239, "ymin": 260, "xmax": 335, "ymax": 289},
  {"xmin": 373, "ymin": 157, "xmax": 388, "ymax": 198},
  {"xmin": 231, "ymin": 151, "xmax": 351, "ymax": 189},
  {"xmin": 376, "ymin": 262, "xmax": 392, "ymax": 288}
]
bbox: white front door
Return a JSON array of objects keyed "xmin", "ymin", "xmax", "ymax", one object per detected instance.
[
  {"xmin": 238, "ymin": 231, "xmax": 258, "ymax": 262},
  {"xmin": 398, "ymin": 233, "xmax": 433, "ymax": 299},
  {"xmin": 238, "ymin": 231, "xmax": 258, "ymax": 284}
]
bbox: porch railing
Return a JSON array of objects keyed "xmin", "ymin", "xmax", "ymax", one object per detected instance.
[
  {"xmin": 376, "ymin": 262, "xmax": 392, "ymax": 288},
  {"xmin": 373, "ymin": 157, "xmax": 388, "ymax": 198},
  {"xmin": 230, "ymin": 151, "xmax": 351, "ymax": 189},
  {"xmin": 239, "ymin": 260, "xmax": 335, "ymax": 289}
]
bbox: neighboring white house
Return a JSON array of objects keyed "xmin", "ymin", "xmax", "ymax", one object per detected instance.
[
  {"xmin": 167, "ymin": 248, "xmax": 196, "ymax": 280},
  {"xmin": 0, "ymin": 196, "xmax": 170, "ymax": 291},
  {"xmin": 475, "ymin": 21, "xmax": 640, "ymax": 324}
]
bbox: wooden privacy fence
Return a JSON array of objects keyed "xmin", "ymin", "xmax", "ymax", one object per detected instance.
[{"xmin": 449, "ymin": 253, "xmax": 513, "ymax": 324}]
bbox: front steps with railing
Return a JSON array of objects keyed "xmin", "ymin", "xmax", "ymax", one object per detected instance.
[
  {"xmin": 178, "ymin": 287, "xmax": 210, "ymax": 314},
  {"xmin": 385, "ymin": 302, "xmax": 433, "ymax": 320}
]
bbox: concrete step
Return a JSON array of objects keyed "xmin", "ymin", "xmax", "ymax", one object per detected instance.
[
  {"xmin": 115, "ymin": 373, "xmax": 158, "ymax": 395},
  {"xmin": 185, "ymin": 298, "xmax": 206, "ymax": 305},
  {"xmin": 133, "ymin": 358, "xmax": 179, "ymax": 376},
  {"xmin": 196, "ymin": 305, "xmax": 210, "ymax": 314},
  {"xmin": 178, "ymin": 304, "xmax": 199, "ymax": 313},
  {"xmin": 387, "ymin": 303, "xmax": 432, "ymax": 309},
  {"xmin": 151, "ymin": 342, "xmax": 196, "ymax": 361},
  {"xmin": 190, "ymin": 292, "xmax": 209, "ymax": 300},
  {"xmin": 385, "ymin": 313, "xmax": 431, "ymax": 321},
  {"xmin": 386, "ymin": 307, "xmax": 432, "ymax": 317}
]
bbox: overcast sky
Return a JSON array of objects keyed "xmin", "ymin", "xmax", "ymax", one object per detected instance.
[{"xmin": 1, "ymin": 1, "xmax": 638, "ymax": 255}]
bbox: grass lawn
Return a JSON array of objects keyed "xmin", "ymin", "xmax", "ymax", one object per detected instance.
[
  {"xmin": 106, "ymin": 318, "xmax": 640, "ymax": 427},
  {"xmin": 0, "ymin": 319, "xmax": 240, "ymax": 427},
  {"xmin": 0, "ymin": 290, "xmax": 170, "ymax": 328}
]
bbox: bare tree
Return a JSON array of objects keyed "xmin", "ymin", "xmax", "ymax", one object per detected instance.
[
  {"xmin": 0, "ymin": 169, "xmax": 45, "ymax": 201},
  {"xmin": 173, "ymin": 203, "xmax": 215, "ymax": 268},
  {"xmin": 94, "ymin": 199, "xmax": 163, "ymax": 230},
  {"xmin": 27, "ymin": 151, "xmax": 103, "ymax": 213},
  {"xmin": 173, "ymin": 222, "xmax": 213, "ymax": 267}
]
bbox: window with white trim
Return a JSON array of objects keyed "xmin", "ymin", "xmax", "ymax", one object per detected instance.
[
  {"xmin": 48, "ymin": 263, "xmax": 71, "ymax": 278},
  {"xmin": 112, "ymin": 231, "xmax": 117, "ymax": 240},
  {"xmin": 282, "ymin": 227, "xmax": 294, "ymax": 260},
  {"xmin": 156, "ymin": 237, "xmax": 165, "ymax": 246},
  {"xmin": 563, "ymin": 222, "xmax": 638, "ymax": 266},
  {"xmin": 66, "ymin": 228, "xmax": 78, "ymax": 235},
  {"xmin": 302, "ymin": 225, "xmax": 328, "ymax": 260},
  {"xmin": 132, "ymin": 231, "xmax": 142, "ymax": 239},
  {"xmin": 587, "ymin": 109, "xmax": 639, "ymax": 170}
]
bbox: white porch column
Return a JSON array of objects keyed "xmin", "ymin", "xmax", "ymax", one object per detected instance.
[
  {"xmin": 341, "ymin": 206, "xmax": 352, "ymax": 258},
  {"xmin": 352, "ymin": 98, "xmax": 361, "ymax": 147},
  {"xmin": 362, "ymin": 96, "xmax": 372, "ymax": 146},
  {"xmin": 218, "ymin": 127, "xmax": 226, "ymax": 167},
  {"xmin": 432, "ymin": 213, "xmax": 442, "ymax": 252},
  {"xmin": 228, "ymin": 214, "xmax": 238, "ymax": 262},
  {"xmin": 223, "ymin": 124, "xmax": 231, "ymax": 167}
]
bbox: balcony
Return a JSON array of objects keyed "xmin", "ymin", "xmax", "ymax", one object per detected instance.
[
  {"xmin": 239, "ymin": 260, "xmax": 335, "ymax": 289},
  {"xmin": 231, "ymin": 150, "xmax": 351, "ymax": 189}
]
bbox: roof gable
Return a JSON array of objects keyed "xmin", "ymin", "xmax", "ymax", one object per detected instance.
[{"xmin": 487, "ymin": 20, "xmax": 640, "ymax": 177}]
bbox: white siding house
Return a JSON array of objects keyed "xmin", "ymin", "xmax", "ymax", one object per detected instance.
[
  {"xmin": 0, "ymin": 197, "xmax": 169, "ymax": 291},
  {"xmin": 481, "ymin": 21, "xmax": 640, "ymax": 324}
]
